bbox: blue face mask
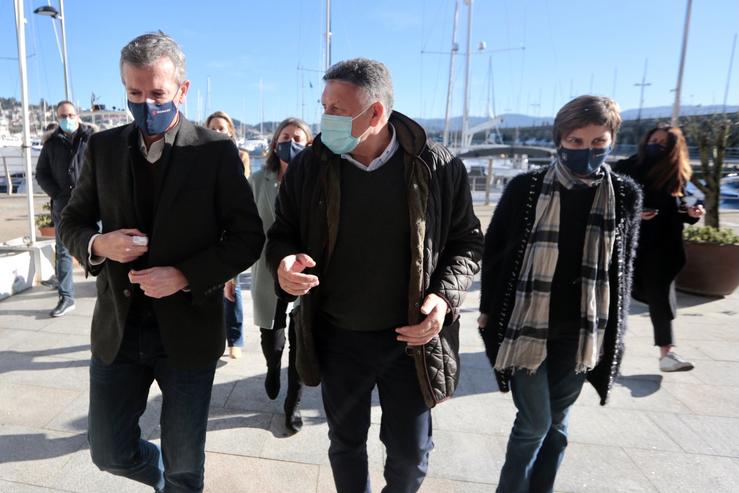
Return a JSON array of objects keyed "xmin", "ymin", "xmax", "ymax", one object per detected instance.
[
  {"xmin": 557, "ymin": 146, "xmax": 611, "ymax": 176},
  {"xmin": 320, "ymin": 106, "xmax": 372, "ymax": 155},
  {"xmin": 276, "ymin": 140, "xmax": 305, "ymax": 164},
  {"xmin": 58, "ymin": 117, "xmax": 78, "ymax": 134},
  {"xmin": 645, "ymin": 143, "xmax": 666, "ymax": 159},
  {"xmin": 127, "ymin": 95, "xmax": 179, "ymax": 136}
]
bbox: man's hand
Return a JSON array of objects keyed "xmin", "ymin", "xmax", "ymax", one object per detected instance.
[
  {"xmin": 395, "ymin": 293, "xmax": 449, "ymax": 346},
  {"xmin": 277, "ymin": 254, "xmax": 319, "ymax": 296},
  {"xmin": 129, "ymin": 267, "xmax": 188, "ymax": 299},
  {"xmin": 477, "ymin": 313, "xmax": 489, "ymax": 328},
  {"xmin": 92, "ymin": 229, "xmax": 148, "ymax": 263},
  {"xmin": 224, "ymin": 279, "xmax": 236, "ymax": 302}
]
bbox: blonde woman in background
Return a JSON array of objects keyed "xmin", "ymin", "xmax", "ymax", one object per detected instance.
[{"xmin": 207, "ymin": 110, "xmax": 251, "ymax": 358}]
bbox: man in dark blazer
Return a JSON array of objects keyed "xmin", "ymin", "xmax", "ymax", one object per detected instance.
[{"xmin": 60, "ymin": 32, "xmax": 264, "ymax": 493}]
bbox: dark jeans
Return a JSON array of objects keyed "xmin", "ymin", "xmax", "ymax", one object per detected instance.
[
  {"xmin": 497, "ymin": 340, "xmax": 586, "ymax": 493},
  {"xmin": 223, "ymin": 282, "xmax": 244, "ymax": 347},
  {"xmin": 88, "ymin": 311, "xmax": 216, "ymax": 492},
  {"xmin": 317, "ymin": 325, "xmax": 433, "ymax": 493},
  {"xmin": 54, "ymin": 220, "xmax": 74, "ymax": 300}
]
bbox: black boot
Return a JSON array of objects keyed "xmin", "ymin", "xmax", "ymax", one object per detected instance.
[
  {"xmin": 260, "ymin": 327, "xmax": 285, "ymax": 400},
  {"xmin": 284, "ymin": 318, "xmax": 303, "ymax": 433}
]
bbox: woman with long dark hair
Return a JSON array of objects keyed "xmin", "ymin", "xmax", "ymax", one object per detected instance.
[{"xmin": 615, "ymin": 126, "xmax": 704, "ymax": 372}]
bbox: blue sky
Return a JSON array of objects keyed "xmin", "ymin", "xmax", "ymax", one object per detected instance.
[{"xmin": 2, "ymin": 0, "xmax": 738, "ymax": 125}]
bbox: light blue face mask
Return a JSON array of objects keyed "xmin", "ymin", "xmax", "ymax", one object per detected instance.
[
  {"xmin": 320, "ymin": 105, "xmax": 372, "ymax": 155},
  {"xmin": 59, "ymin": 117, "xmax": 78, "ymax": 134}
]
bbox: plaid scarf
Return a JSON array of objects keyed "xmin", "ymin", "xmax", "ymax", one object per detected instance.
[{"xmin": 494, "ymin": 160, "xmax": 617, "ymax": 374}]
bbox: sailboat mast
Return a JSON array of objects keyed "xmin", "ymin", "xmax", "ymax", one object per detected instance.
[
  {"xmin": 462, "ymin": 0, "xmax": 473, "ymax": 149},
  {"xmin": 442, "ymin": 0, "xmax": 460, "ymax": 147}
]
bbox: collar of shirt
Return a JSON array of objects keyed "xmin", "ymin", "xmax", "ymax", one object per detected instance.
[
  {"xmin": 137, "ymin": 114, "xmax": 181, "ymax": 164},
  {"xmin": 341, "ymin": 124, "xmax": 398, "ymax": 172}
]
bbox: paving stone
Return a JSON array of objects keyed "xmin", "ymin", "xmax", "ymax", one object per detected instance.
[
  {"xmin": 0, "ymin": 382, "xmax": 81, "ymax": 428},
  {"xmin": 0, "ymin": 313, "xmax": 55, "ymax": 332},
  {"xmin": 432, "ymin": 394, "xmax": 516, "ymax": 437},
  {"xmin": 567, "ymin": 407, "xmax": 682, "ymax": 452},
  {"xmin": 0, "ymin": 480, "xmax": 67, "ymax": 492},
  {"xmin": 662, "ymin": 382, "xmax": 739, "ymax": 418},
  {"xmin": 688, "ymin": 360, "xmax": 739, "ymax": 387},
  {"xmin": 6, "ymin": 332, "xmax": 90, "ymax": 361},
  {"xmin": 646, "ymin": 412, "xmax": 739, "ymax": 457},
  {"xmin": 38, "ymin": 314, "xmax": 93, "ymax": 336},
  {"xmin": 204, "ymin": 410, "xmax": 273, "ymax": 457},
  {"xmin": 691, "ymin": 341, "xmax": 739, "ymax": 362},
  {"xmin": 627, "ymin": 448, "xmax": 739, "ymax": 493},
  {"xmin": 576, "ymin": 377, "xmax": 693, "ymax": 413},
  {"xmin": 425, "ymin": 430, "xmax": 505, "ymax": 484},
  {"xmin": 0, "ymin": 328, "xmax": 37, "ymax": 349},
  {"xmin": 203, "ymin": 453, "xmax": 319, "ymax": 493},
  {"xmin": 0, "ymin": 355, "xmax": 88, "ymax": 391},
  {"xmin": 0, "ymin": 425, "xmax": 85, "ymax": 489},
  {"xmin": 50, "ymin": 445, "xmax": 150, "ymax": 493},
  {"xmin": 555, "ymin": 443, "xmax": 658, "ymax": 492}
]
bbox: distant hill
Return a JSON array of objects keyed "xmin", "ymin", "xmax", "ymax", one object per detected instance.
[{"xmin": 415, "ymin": 105, "xmax": 739, "ymax": 132}]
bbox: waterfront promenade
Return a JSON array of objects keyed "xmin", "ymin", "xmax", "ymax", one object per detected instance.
[{"xmin": 1, "ymin": 205, "xmax": 738, "ymax": 492}]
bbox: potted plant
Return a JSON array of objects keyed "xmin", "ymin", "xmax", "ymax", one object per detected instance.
[
  {"xmin": 35, "ymin": 201, "xmax": 55, "ymax": 237},
  {"xmin": 674, "ymin": 112, "xmax": 739, "ymax": 297},
  {"xmin": 676, "ymin": 226, "xmax": 739, "ymax": 297}
]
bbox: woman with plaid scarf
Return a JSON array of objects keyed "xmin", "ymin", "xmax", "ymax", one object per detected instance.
[{"xmin": 478, "ymin": 96, "xmax": 642, "ymax": 493}]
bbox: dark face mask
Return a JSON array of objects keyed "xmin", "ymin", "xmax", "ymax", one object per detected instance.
[
  {"xmin": 645, "ymin": 143, "xmax": 667, "ymax": 159},
  {"xmin": 557, "ymin": 146, "xmax": 611, "ymax": 176},
  {"xmin": 276, "ymin": 140, "xmax": 306, "ymax": 164},
  {"xmin": 127, "ymin": 93, "xmax": 180, "ymax": 136}
]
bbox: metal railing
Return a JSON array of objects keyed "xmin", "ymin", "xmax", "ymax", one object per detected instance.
[{"xmin": 0, "ymin": 155, "xmax": 40, "ymax": 196}]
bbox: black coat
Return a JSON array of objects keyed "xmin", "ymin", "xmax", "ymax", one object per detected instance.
[
  {"xmin": 60, "ymin": 118, "xmax": 265, "ymax": 369},
  {"xmin": 35, "ymin": 125, "xmax": 94, "ymax": 222},
  {"xmin": 478, "ymin": 166, "xmax": 642, "ymax": 405},
  {"xmin": 265, "ymin": 111, "xmax": 484, "ymax": 405},
  {"xmin": 613, "ymin": 156, "xmax": 699, "ymax": 319}
]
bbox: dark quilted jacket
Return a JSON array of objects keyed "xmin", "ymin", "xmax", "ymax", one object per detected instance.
[
  {"xmin": 478, "ymin": 166, "xmax": 641, "ymax": 405},
  {"xmin": 265, "ymin": 110, "xmax": 484, "ymax": 407}
]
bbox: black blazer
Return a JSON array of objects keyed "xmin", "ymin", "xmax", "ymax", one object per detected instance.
[{"xmin": 60, "ymin": 118, "xmax": 264, "ymax": 369}]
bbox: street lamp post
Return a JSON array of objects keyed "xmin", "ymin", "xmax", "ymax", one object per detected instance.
[
  {"xmin": 13, "ymin": 0, "xmax": 37, "ymax": 245},
  {"xmin": 33, "ymin": 0, "xmax": 71, "ymax": 101},
  {"xmin": 671, "ymin": 0, "xmax": 693, "ymax": 127}
]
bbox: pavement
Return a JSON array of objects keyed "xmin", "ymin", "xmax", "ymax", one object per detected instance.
[{"xmin": 1, "ymin": 205, "xmax": 739, "ymax": 492}]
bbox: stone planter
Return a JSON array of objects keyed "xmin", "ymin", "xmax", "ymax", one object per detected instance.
[{"xmin": 676, "ymin": 241, "xmax": 739, "ymax": 297}]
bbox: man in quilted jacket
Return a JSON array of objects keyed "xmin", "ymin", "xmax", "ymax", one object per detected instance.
[{"xmin": 266, "ymin": 57, "xmax": 483, "ymax": 493}]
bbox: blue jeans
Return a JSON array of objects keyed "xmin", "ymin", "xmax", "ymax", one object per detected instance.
[
  {"xmin": 88, "ymin": 312, "xmax": 217, "ymax": 492},
  {"xmin": 317, "ymin": 325, "xmax": 433, "ymax": 493},
  {"xmin": 54, "ymin": 217, "xmax": 74, "ymax": 300},
  {"xmin": 224, "ymin": 282, "xmax": 244, "ymax": 347},
  {"xmin": 497, "ymin": 341, "xmax": 586, "ymax": 493}
]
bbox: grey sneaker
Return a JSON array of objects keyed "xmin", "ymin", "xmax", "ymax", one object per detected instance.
[
  {"xmin": 660, "ymin": 352, "xmax": 695, "ymax": 372},
  {"xmin": 50, "ymin": 297, "xmax": 75, "ymax": 317}
]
